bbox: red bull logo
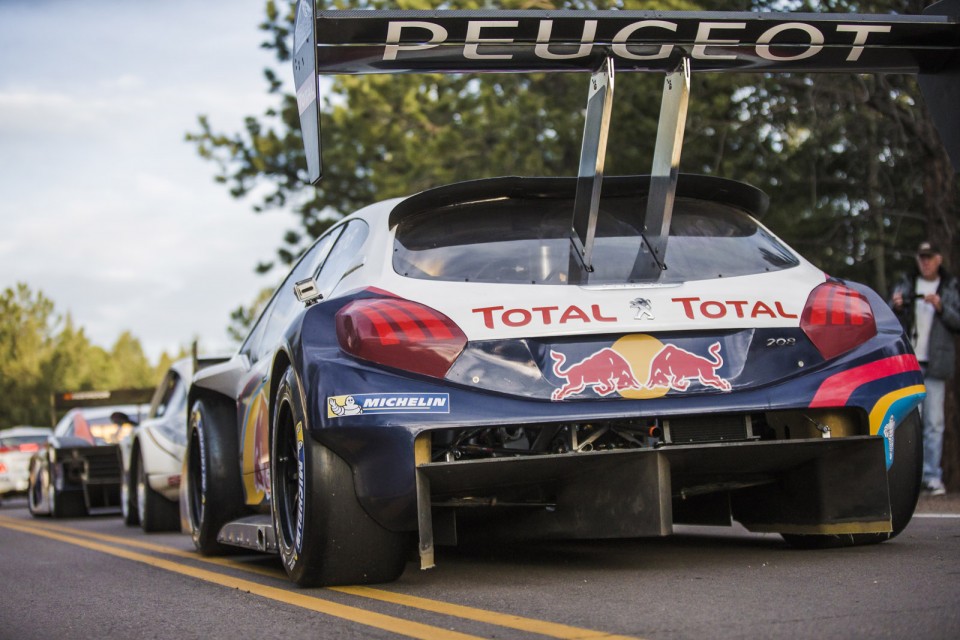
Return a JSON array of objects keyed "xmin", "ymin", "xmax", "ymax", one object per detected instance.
[
  {"xmin": 646, "ymin": 342, "xmax": 731, "ymax": 392},
  {"xmin": 551, "ymin": 337, "xmax": 732, "ymax": 400},
  {"xmin": 551, "ymin": 348, "xmax": 641, "ymax": 401}
]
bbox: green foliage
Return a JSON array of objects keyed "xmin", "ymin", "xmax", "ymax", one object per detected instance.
[
  {"xmin": 228, "ymin": 286, "xmax": 276, "ymax": 344},
  {"xmin": 720, "ymin": 0, "xmax": 958, "ymax": 293},
  {"xmin": 189, "ymin": 0, "xmax": 957, "ymax": 297},
  {"xmin": 0, "ymin": 284, "xmax": 172, "ymax": 428}
]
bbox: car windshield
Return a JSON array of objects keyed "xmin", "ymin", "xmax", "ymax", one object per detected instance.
[{"xmin": 393, "ymin": 196, "xmax": 798, "ymax": 285}]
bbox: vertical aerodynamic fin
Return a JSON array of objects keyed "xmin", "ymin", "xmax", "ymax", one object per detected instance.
[{"xmin": 293, "ymin": 0, "xmax": 322, "ymax": 184}]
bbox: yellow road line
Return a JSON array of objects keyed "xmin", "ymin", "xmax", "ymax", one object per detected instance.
[
  {"xmin": 1, "ymin": 516, "xmax": 641, "ymax": 640},
  {"xmin": 2, "ymin": 516, "xmax": 286, "ymax": 579},
  {"xmin": 0, "ymin": 517, "xmax": 480, "ymax": 640},
  {"xmin": 331, "ymin": 586, "xmax": 637, "ymax": 640}
]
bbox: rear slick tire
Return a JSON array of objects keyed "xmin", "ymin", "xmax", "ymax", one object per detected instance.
[
  {"xmin": 185, "ymin": 398, "xmax": 245, "ymax": 554},
  {"xmin": 137, "ymin": 449, "xmax": 180, "ymax": 533},
  {"xmin": 27, "ymin": 460, "xmax": 49, "ymax": 518},
  {"xmin": 50, "ymin": 484, "xmax": 86, "ymax": 518},
  {"xmin": 271, "ymin": 367, "xmax": 407, "ymax": 587},
  {"xmin": 782, "ymin": 408, "xmax": 922, "ymax": 549},
  {"xmin": 122, "ymin": 454, "xmax": 140, "ymax": 526}
]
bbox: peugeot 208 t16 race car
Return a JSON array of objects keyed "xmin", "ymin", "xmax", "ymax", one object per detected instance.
[
  {"xmin": 184, "ymin": 174, "xmax": 925, "ymax": 585},
  {"xmin": 181, "ymin": 2, "xmax": 959, "ymax": 586}
]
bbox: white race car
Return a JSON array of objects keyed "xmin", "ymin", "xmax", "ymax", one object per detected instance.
[
  {"xmin": 121, "ymin": 359, "xmax": 195, "ymax": 531},
  {"xmin": 0, "ymin": 426, "xmax": 52, "ymax": 500}
]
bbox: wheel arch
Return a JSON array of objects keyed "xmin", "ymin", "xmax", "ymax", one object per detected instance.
[
  {"xmin": 187, "ymin": 385, "xmax": 237, "ymax": 431},
  {"xmin": 269, "ymin": 351, "xmax": 293, "ymax": 424},
  {"xmin": 268, "ymin": 348, "xmax": 296, "ymax": 456}
]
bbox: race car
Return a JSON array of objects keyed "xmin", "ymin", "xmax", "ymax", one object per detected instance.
[
  {"xmin": 0, "ymin": 426, "xmax": 52, "ymax": 501},
  {"xmin": 28, "ymin": 390, "xmax": 152, "ymax": 518},
  {"xmin": 181, "ymin": 1, "xmax": 960, "ymax": 586},
  {"xmin": 121, "ymin": 356, "xmax": 227, "ymax": 532}
]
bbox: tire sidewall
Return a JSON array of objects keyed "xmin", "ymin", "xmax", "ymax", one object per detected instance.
[
  {"xmin": 187, "ymin": 402, "xmax": 216, "ymax": 549},
  {"xmin": 885, "ymin": 407, "xmax": 923, "ymax": 537},
  {"xmin": 121, "ymin": 445, "xmax": 140, "ymax": 526},
  {"xmin": 185, "ymin": 398, "xmax": 244, "ymax": 553},
  {"xmin": 27, "ymin": 458, "xmax": 46, "ymax": 516},
  {"xmin": 271, "ymin": 368, "xmax": 314, "ymax": 583},
  {"xmin": 137, "ymin": 450, "xmax": 149, "ymax": 529}
]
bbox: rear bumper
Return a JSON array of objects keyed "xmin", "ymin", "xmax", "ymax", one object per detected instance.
[
  {"xmin": 413, "ymin": 435, "xmax": 891, "ymax": 568},
  {"xmin": 0, "ymin": 476, "xmax": 29, "ymax": 495}
]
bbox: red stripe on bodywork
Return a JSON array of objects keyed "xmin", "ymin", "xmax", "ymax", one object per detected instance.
[{"xmin": 809, "ymin": 355, "xmax": 921, "ymax": 407}]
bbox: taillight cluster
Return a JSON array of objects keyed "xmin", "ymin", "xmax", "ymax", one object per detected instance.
[
  {"xmin": 0, "ymin": 443, "xmax": 40, "ymax": 454},
  {"xmin": 336, "ymin": 296, "xmax": 467, "ymax": 378},
  {"xmin": 800, "ymin": 281, "xmax": 877, "ymax": 360}
]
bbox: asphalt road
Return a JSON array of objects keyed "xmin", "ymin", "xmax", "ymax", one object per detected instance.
[{"xmin": 0, "ymin": 496, "xmax": 958, "ymax": 640}]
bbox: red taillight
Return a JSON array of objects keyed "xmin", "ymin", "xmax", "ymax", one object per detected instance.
[
  {"xmin": 0, "ymin": 446, "xmax": 10, "ymax": 454},
  {"xmin": 801, "ymin": 282, "xmax": 877, "ymax": 360},
  {"xmin": 336, "ymin": 297, "xmax": 467, "ymax": 378},
  {"xmin": 18, "ymin": 443, "xmax": 40, "ymax": 453}
]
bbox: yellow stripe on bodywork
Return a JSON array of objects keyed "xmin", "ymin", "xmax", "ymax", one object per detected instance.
[{"xmin": 868, "ymin": 385, "xmax": 925, "ymax": 435}]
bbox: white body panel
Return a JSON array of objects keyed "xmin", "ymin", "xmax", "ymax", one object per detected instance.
[
  {"xmin": 139, "ymin": 427, "xmax": 184, "ymax": 501},
  {"xmin": 331, "ymin": 200, "xmax": 826, "ymax": 340}
]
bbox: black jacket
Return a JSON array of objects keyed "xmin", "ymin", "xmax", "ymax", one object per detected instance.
[{"xmin": 889, "ymin": 266, "xmax": 960, "ymax": 379}]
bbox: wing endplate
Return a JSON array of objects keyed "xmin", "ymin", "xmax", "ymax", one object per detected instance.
[
  {"xmin": 920, "ymin": 0, "xmax": 960, "ymax": 168},
  {"xmin": 294, "ymin": 0, "xmax": 322, "ymax": 184}
]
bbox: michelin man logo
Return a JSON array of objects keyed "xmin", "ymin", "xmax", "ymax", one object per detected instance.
[
  {"xmin": 883, "ymin": 414, "xmax": 895, "ymax": 465},
  {"xmin": 328, "ymin": 395, "xmax": 362, "ymax": 417}
]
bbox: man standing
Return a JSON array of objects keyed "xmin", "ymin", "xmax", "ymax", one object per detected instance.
[{"xmin": 891, "ymin": 241, "xmax": 960, "ymax": 496}]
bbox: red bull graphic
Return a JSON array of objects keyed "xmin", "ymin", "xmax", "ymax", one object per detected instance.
[
  {"xmin": 645, "ymin": 342, "xmax": 731, "ymax": 392},
  {"xmin": 550, "ymin": 348, "xmax": 642, "ymax": 400},
  {"xmin": 550, "ymin": 336, "xmax": 732, "ymax": 400}
]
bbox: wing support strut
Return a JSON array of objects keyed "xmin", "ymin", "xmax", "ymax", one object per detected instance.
[
  {"xmin": 570, "ymin": 57, "xmax": 614, "ymax": 273},
  {"xmin": 642, "ymin": 57, "xmax": 691, "ymax": 273},
  {"xmin": 570, "ymin": 57, "xmax": 691, "ymax": 277}
]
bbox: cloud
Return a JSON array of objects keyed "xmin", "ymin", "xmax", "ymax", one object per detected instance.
[
  {"xmin": 0, "ymin": 86, "xmax": 150, "ymax": 137},
  {"xmin": 0, "ymin": 0, "xmax": 286, "ymax": 362}
]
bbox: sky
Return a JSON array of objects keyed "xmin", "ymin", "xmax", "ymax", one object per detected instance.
[{"xmin": 0, "ymin": 0, "xmax": 289, "ymax": 362}]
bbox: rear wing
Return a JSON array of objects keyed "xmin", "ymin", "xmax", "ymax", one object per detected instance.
[
  {"xmin": 53, "ymin": 389, "xmax": 156, "ymax": 412},
  {"xmin": 51, "ymin": 388, "xmax": 155, "ymax": 425},
  {"xmin": 292, "ymin": 1, "xmax": 959, "ymax": 268}
]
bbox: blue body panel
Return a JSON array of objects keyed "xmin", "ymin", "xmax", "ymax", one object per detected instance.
[{"xmin": 281, "ymin": 286, "xmax": 924, "ymax": 532}]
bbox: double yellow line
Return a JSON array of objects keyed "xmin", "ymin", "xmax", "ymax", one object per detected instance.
[{"xmin": 0, "ymin": 515, "xmax": 640, "ymax": 640}]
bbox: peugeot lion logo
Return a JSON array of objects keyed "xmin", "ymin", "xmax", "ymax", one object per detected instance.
[{"xmin": 631, "ymin": 298, "xmax": 655, "ymax": 321}]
